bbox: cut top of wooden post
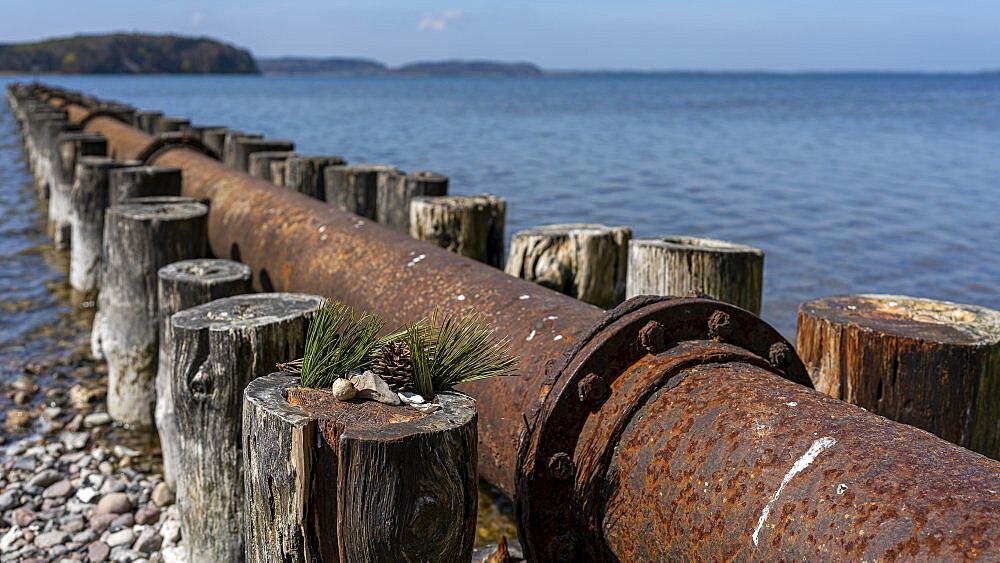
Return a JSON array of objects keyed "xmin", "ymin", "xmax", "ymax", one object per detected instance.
[
  {"xmin": 171, "ymin": 292, "xmax": 324, "ymax": 334},
  {"xmin": 797, "ymin": 293, "xmax": 1000, "ymax": 459},
  {"xmin": 626, "ymin": 235, "xmax": 765, "ymax": 313},
  {"xmin": 159, "ymin": 259, "xmax": 252, "ymax": 291},
  {"xmin": 799, "ymin": 294, "xmax": 1000, "ymax": 346}
]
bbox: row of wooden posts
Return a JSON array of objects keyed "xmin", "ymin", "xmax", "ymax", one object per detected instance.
[{"xmin": 8, "ymin": 84, "xmax": 1000, "ymax": 561}]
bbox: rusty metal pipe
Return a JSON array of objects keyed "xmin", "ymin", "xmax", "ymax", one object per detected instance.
[{"xmin": 37, "ymin": 89, "xmax": 1000, "ymax": 561}]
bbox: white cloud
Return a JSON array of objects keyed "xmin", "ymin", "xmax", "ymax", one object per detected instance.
[{"xmin": 418, "ymin": 10, "xmax": 463, "ymax": 32}]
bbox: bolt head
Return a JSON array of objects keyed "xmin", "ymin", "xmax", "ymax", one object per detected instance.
[
  {"xmin": 578, "ymin": 373, "xmax": 609, "ymax": 405},
  {"xmin": 769, "ymin": 342, "xmax": 792, "ymax": 369},
  {"xmin": 639, "ymin": 320, "xmax": 666, "ymax": 354},
  {"xmin": 548, "ymin": 452, "xmax": 575, "ymax": 481},
  {"xmin": 707, "ymin": 310, "xmax": 733, "ymax": 341}
]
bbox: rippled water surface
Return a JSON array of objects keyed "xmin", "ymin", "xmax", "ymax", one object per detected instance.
[{"xmin": 2, "ymin": 73, "xmax": 999, "ymax": 341}]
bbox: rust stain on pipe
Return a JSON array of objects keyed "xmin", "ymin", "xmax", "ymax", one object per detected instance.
[{"xmin": 42, "ymin": 87, "xmax": 1000, "ymax": 562}]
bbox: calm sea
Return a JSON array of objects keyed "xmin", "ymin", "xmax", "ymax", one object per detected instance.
[{"xmin": 1, "ymin": 73, "xmax": 998, "ymax": 354}]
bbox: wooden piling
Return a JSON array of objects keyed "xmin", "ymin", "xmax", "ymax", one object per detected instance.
[
  {"xmin": 156, "ymin": 259, "xmax": 253, "ymax": 490},
  {"xmin": 92, "ymin": 197, "xmax": 208, "ymax": 426},
  {"xmin": 377, "ymin": 171, "xmax": 449, "ymax": 232},
  {"xmin": 135, "ymin": 110, "xmax": 163, "ymax": 134},
  {"xmin": 283, "ymin": 155, "xmax": 346, "ymax": 200},
  {"xmin": 409, "ymin": 195, "xmax": 506, "ymax": 267},
  {"xmin": 243, "ymin": 374, "xmax": 478, "ymax": 562},
  {"xmin": 155, "ymin": 116, "xmax": 191, "ymax": 135},
  {"xmin": 51, "ymin": 132, "xmax": 106, "ymax": 249},
  {"xmin": 200, "ymin": 127, "xmax": 232, "ymax": 155},
  {"xmin": 224, "ymin": 136, "xmax": 293, "ymax": 173},
  {"xmin": 171, "ymin": 294, "xmax": 323, "ymax": 563},
  {"xmin": 108, "ymin": 166, "xmax": 182, "ymax": 207},
  {"xmin": 248, "ymin": 151, "xmax": 295, "ymax": 182},
  {"xmin": 506, "ymin": 223, "xmax": 631, "ymax": 308},
  {"xmin": 68, "ymin": 157, "xmax": 139, "ymax": 293},
  {"xmin": 626, "ymin": 235, "xmax": 765, "ymax": 314},
  {"xmin": 325, "ymin": 164, "xmax": 399, "ymax": 219},
  {"xmin": 797, "ymin": 294, "xmax": 1000, "ymax": 459}
]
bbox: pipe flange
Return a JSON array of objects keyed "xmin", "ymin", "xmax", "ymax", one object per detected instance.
[
  {"xmin": 137, "ymin": 132, "xmax": 220, "ymax": 164},
  {"xmin": 514, "ymin": 296, "xmax": 809, "ymax": 561}
]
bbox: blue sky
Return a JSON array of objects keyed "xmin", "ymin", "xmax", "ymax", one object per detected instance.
[{"xmin": 1, "ymin": 0, "xmax": 998, "ymax": 71}]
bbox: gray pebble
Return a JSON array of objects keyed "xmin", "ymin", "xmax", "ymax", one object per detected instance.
[
  {"xmin": 42, "ymin": 480, "xmax": 73, "ymax": 499},
  {"xmin": 105, "ymin": 529, "xmax": 135, "ymax": 547},
  {"xmin": 87, "ymin": 541, "xmax": 110, "ymax": 562},
  {"xmin": 27, "ymin": 469, "xmax": 61, "ymax": 489},
  {"xmin": 83, "ymin": 413, "xmax": 112, "ymax": 428},
  {"xmin": 33, "ymin": 530, "xmax": 68, "ymax": 549}
]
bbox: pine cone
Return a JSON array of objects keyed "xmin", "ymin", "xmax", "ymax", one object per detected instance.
[{"xmin": 372, "ymin": 341, "xmax": 414, "ymax": 392}]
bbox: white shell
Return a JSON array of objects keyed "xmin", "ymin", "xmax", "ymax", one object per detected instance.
[{"xmin": 330, "ymin": 378, "xmax": 357, "ymax": 401}]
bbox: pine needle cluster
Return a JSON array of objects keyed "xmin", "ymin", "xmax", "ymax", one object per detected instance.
[
  {"xmin": 280, "ymin": 300, "xmax": 517, "ymax": 394},
  {"xmin": 403, "ymin": 311, "xmax": 518, "ymax": 397},
  {"xmin": 283, "ymin": 300, "xmax": 387, "ymax": 388}
]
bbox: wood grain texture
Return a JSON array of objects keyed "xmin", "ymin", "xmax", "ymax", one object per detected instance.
[
  {"xmin": 244, "ymin": 376, "xmax": 478, "ymax": 563},
  {"xmin": 325, "ymin": 164, "xmax": 399, "ymax": 220},
  {"xmin": 284, "ymin": 155, "xmax": 346, "ymax": 200},
  {"xmin": 156, "ymin": 258, "xmax": 252, "ymax": 490},
  {"xmin": 377, "ymin": 171, "xmax": 448, "ymax": 232},
  {"xmin": 51, "ymin": 132, "xmax": 106, "ymax": 249},
  {"xmin": 409, "ymin": 195, "xmax": 506, "ymax": 268},
  {"xmin": 92, "ymin": 198, "xmax": 208, "ymax": 426},
  {"xmin": 68, "ymin": 156, "xmax": 139, "ymax": 293},
  {"xmin": 221, "ymin": 131, "xmax": 263, "ymax": 170},
  {"xmin": 108, "ymin": 165, "xmax": 182, "ymax": 207},
  {"xmin": 798, "ymin": 294, "xmax": 1000, "ymax": 458},
  {"xmin": 626, "ymin": 235, "xmax": 764, "ymax": 314},
  {"xmin": 171, "ymin": 294, "xmax": 323, "ymax": 563},
  {"xmin": 505, "ymin": 223, "xmax": 631, "ymax": 308}
]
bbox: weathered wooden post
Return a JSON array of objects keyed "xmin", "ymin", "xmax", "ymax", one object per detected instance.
[
  {"xmin": 155, "ymin": 116, "xmax": 191, "ymax": 134},
  {"xmin": 248, "ymin": 151, "xmax": 295, "ymax": 182},
  {"xmin": 221, "ymin": 131, "xmax": 262, "ymax": 166},
  {"xmin": 51, "ymin": 132, "xmax": 106, "ymax": 248},
  {"xmin": 200, "ymin": 127, "xmax": 231, "ymax": 155},
  {"xmin": 506, "ymin": 223, "xmax": 631, "ymax": 308},
  {"xmin": 626, "ymin": 235, "xmax": 765, "ymax": 314},
  {"xmin": 171, "ymin": 294, "xmax": 323, "ymax": 562},
  {"xmin": 92, "ymin": 197, "xmax": 209, "ymax": 426},
  {"xmin": 225, "ymin": 136, "xmax": 293, "ymax": 173},
  {"xmin": 135, "ymin": 110, "xmax": 163, "ymax": 134},
  {"xmin": 243, "ymin": 375, "xmax": 478, "ymax": 562},
  {"xmin": 325, "ymin": 164, "xmax": 398, "ymax": 219},
  {"xmin": 377, "ymin": 170, "xmax": 449, "ymax": 232},
  {"xmin": 408, "ymin": 195, "xmax": 506, "ymax": 267},
  {"xmin": 108, "ymin": 165, "xmax": 182, "ymax": 206},
  {"xmin": 797, "ymin": 294, "xmax": 1000, "ymax": 459},
  {"xmin": 283, "ymin": 155, "xmax": 346, "ymax": 200},
  {"xmin": 156, "ymin": 259, "xmax": 253, "ymax": 490},
  {"xmin": 68, "ymin": 157, "xmax": 139, "ymax": 293},
  {"xmin": 36, "ymin": 115, "xmax": 72, "ymax": 199}
]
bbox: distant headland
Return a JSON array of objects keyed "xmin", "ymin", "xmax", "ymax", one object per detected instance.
[
  {"xmin": 0, "ymin": 33, "xmax": 257, "ymax": 74},
  {"xmin": 0, "ymin": 33, "xmax": 543, "ymax": 77}
]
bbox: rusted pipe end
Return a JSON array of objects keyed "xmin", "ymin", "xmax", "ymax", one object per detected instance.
[{"xmin": 515, "ymin": 295, "xmax": 808, "ymax": 560}]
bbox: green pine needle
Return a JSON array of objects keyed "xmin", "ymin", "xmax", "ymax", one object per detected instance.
[
  {"xmin": 404, "ymin": 310, "xmax": 518, "ymax": 396},
  {"xmin": 296, "ymin": 300, "xmax": 386, "ymax": 389}
]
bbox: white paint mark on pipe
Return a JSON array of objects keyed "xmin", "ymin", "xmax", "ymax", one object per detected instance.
[
  {"xmin": 519, "ymin": 294, "xmax": 530, "ymax": 300},
  {"xmin": 752, "ymin": 436, "xmax": 836, "ymax": 547},
  {"xmin": 785, "ymin": 401, "xmax": 798, "ymax": 407},
  {"xmin": 553, "ymin": 335, "xmax": 563, "ymax": 341},
  {"xmin": 836, "ymin": 483, "xmax": 848, "ymax": 495},
  {"xmin": 456, "ymin": 294, "xmax": 466, "ymax": 301},
  {"xmin": 526, "ymin": 330, "xmax": 536, "ymax": 342}
]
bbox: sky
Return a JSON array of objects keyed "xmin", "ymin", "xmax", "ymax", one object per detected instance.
[{"xmin": 1, "ymin": 0, "xmax": 999, "ymax": 71}]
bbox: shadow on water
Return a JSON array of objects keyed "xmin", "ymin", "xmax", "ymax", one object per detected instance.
[{"xmin": 0, "ymin": 101, "xmax": 517, "ymax": 545}]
